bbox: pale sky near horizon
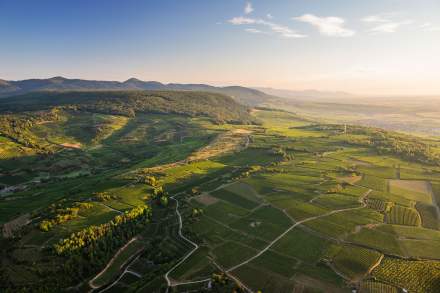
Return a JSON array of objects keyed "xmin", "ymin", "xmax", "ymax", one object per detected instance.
[{"xmin": 1, "ymin": 0, "xmax": 439, "ymax": 96}]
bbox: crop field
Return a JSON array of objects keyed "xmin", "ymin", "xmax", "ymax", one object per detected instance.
[
  {"xmin": 359, "ymin": 175, "xmax": 387, "ymax": 192},
  {"xmin": 385, "ymin": 205, "xmax": 422, "ymax": 226},
  {"xmin": 367, "ymin": 198, "xmax": 390, "ymax": 212},
  {"xmin": 210, "ymin": 188, "xmax": 260, "ymax": 210},
  {"xmin": 372, "ymin": 257, "xmax": 440, "ymax": 292},
  {"xmin": 388, "ymin": 180, "xmax": 432, "ymax": 204},
  {"xmin": 331, "ymin": 245, "xmax": 383, "ymax": 281},
  {"xmin": 273, "ymin": 228, "xmax": 330, "ymax": 263},
  {"xmin": 368, "ymin": 190, "xmax": 413, "ymax": 207},
  {"xmin": 211, "ymin": 241, "xmax": 259, "ymax": 268},
  {"xmin": 347, "ymin": 227, "xmax": 406, "ymax": 256},
  {"xmin": 359, "ymin": 281, "xmax": 398, "ymax": 293},
  {"xmin": 313, "ymin": 193, "xmax": 360, "ymax": 209},
  {"xmin": 229, "ymin": 206, "xmax": 292, "ymax": 241},
  {"xmin": 416, "ymin": 202, "xmax": 440, "ymax": 229},
  {"xmin": 232, "ymin": 264, "xmax": 296, "ymax": 293}
]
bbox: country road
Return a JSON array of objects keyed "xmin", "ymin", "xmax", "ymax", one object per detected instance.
[
  {"xmin": 226, "ymin": 189, "xmax": 371, "ymax": 274},
  {"xmin": 164, "ymin": 195, "xmax": 205, "ymax": 287},
  {"xmin": 164, "ymin": 184, "xmax": 372, "ymax": 292}
]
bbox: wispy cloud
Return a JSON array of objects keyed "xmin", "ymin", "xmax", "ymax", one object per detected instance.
[
  {"xmin": 362, "ymin": 13, "xmax": 413, "ymax": 33},
  {"xmin": 245, "ymin": 28, "xmax": 265, "ymax": 34},
  {"xmin": 267, "ymin": 14, "xmax": 273, "ymax": 19},
  {"xmin": 294, "ymin": 14, "xmax": 355, "ymax": 37},
  {"xmin": 229, "ymin": 16, "xmax": 255, "ymax": 25},
  {"xmin": 244, "ymin": 2, "xmax": 253, "ymax": 15},
  {"xmin": 420, "ymin": 22, "xmax": 440, "ymax": 32},
  {"xmin": 228, "ymin": 16, "xmax": 306, "ymax": 38}
]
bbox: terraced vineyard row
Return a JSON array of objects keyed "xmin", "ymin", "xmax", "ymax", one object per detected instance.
[
  {"xmin": 332, "ymin": 245, "xmax": 383, "ymax": 280},
  {"xmin": 386, "ymin": 205, "xmax": 421, "ymax": 226},
  {"xmin": 360, "ymin": 280, "xmax": 398, "ymax": 293},
  {"xmin": 367, "ymin": 198, "xmax": 389, "ymax": 212},
  {"xmin": 372, "ymin": 257, "xmax": 440, "ymax": 293},
  {"xmin": 416, "ymin": 202, "xmax": 440, "ymax": 230}
]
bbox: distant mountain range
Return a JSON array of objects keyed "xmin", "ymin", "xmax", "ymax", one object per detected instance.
[
  {"xmin": 0, "ymin": 77, "xmax": 275, "ymax": 106},
  {"xmin": 255, "ymin": 87, "xmax": 356, "ymax": 101}
]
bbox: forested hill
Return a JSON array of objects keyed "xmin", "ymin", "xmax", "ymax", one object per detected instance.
[
  {"xmin": 0, "ymin": 90, "xmax": 255, "ymax": 124},
  {"xmin": 0, "ymin": 77, "xmax": 275, "ymax": 106}
]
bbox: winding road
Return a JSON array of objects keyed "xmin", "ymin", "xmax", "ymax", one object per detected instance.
[
  {"xmin": 164, "ymin": 195, "xmax": 208, "ymax": 287},
  {"xmin": 227, "ymin": 189, "xmax": 371, "ymax": 274},
  {"xmin": 164, "ymin": 185, "xmax": 372, "ymax": 292}
]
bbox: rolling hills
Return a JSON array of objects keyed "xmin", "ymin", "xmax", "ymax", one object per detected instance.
[{"xmin": 0, "ymin": 77, "xmax": 274, "ymax": 106}]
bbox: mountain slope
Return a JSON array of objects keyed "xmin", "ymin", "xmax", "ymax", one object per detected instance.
[
  {"xmin": 0, "ymin": 77, "xmax": 275, "ymax": 106},
  {"xmin": 0, "ymin": 90, "xmax": 255, "ymax": 124}
]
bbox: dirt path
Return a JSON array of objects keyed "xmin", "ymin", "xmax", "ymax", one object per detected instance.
[
  {"xmin": 97, "ymin": 202, "xmax": 123, "ymax": 214},
  {"xmin": 366, "ymin": 254, "xmax": 384, "ymax": 277},
  {"xmin": 226, "ymin": 192, "xmax": 370, "ymax": 274},
  {"xmin": 89, "ymin": 237, "xmax": 139, "ymax": 289},
  {"xmin": 164, "ymin": 195, "xmax": 205, "ymax": 288},
  {"xmin": 97, "ymin": 254, "xmax": 142, "ymax": 293}
]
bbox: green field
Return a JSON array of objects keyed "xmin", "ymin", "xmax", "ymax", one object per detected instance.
[
  {"xmin": 372, "ymin": 257, "xmax": 440, "ymax": 293},
  {"xmin": 385, "ymin": 205, "xmax": 422, "ymax": 226},
  {"xmin": 332, "ymin": 245, "xmax": 383, "ymax": 281}
]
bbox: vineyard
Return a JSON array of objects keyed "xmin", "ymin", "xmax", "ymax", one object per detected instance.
[
  {"xmin": 372, "ymin": 257, "xmax": 440, "ymax": 293},
  {"xmin": 360, "ymin": 280, "xmax": 398, "ymax": 293},
  {"xmin": 359, "ymin": 175, "xmax": 387, "ymax": 192},
  {"xmin": 385, "ymin": 205, "xmax": 421, "ymax": 226},
  {"xmin": 367, "ymin": 198, "xmax": 390, "ymax": 212},
  {"xmin": 332, "ymin": 245, "xmax": 383, "ymax": 281},
  {"xmin": 416, "ymin": 202, "xmax": 440, "ymax": 230}
]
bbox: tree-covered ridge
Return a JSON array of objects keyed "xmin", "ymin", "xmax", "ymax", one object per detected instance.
[
  {"xmin": 314, "ymin": 124, "xmax": 440, "ymax": 165},
  {"xmin": 54, "ymin": 205, "xmax": 151, "ymax": 256},
  {"xmin": 0, "ymin": 76, "xmax": 275, "ymax": 106},
  {"xmin": 0, "ymin": 108, "xmax": 61, "ymax": 148},
  {"xmin": 0, "ymin": 90, "xmax": 256, "ymax": 124}
]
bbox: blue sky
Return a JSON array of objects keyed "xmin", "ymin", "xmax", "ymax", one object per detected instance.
[{"xmin": 1, "ymin": 0, "xmax": 439, "ymax": 95}]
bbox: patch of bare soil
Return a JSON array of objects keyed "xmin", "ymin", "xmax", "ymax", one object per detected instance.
[
  {"xmin": 186, "ymin": 129, "xmax": 250, "ymax": 162},
  {"xmin": 389, "ymin": 179, "xmax": 431, "ymax": 194},
  {"xmin": 60, "ymin": 142, "xmax": 82, "ymax": 149},
  {"xmin": 338, "ymin": 175, "xmax": 362, "ymax": 185},
  {"xmin": 194, "ymin": 194, "xmax": 219, "ymax": 206},
  {"xmin": 2, "ymin": 213, "xmax": 30, "ymax": 238}
]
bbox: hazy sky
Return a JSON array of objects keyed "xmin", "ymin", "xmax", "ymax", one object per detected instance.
[{"xmin": 1, "ymin": 0, "xmax": 439, "ymax": 95}]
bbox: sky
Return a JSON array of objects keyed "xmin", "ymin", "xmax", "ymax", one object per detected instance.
[{"xmin": 1, "ymin": 0, "xmax": 439, "ymax": 96}]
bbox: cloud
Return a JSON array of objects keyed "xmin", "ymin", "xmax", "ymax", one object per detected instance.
[
  {"xmin": 244, "ymin": 2, "xmax": 253, "ymax": 15},
  {"xmin": 367, "ymin": 20, "xmax": 413, "ymax": 33},
  {"xmin": 228, "ymin": 16, "xmax": 306, "ymax": 38},
  {"xmin": 245, "ymin": 28, "xmax": 264, "ymax": 34},
  {"xmin": 229, "ymin": 16, "xmax": 256, "ymax": 25},
  {"xmin": 294, "ymin": 14, "xmax": 355, "ymax": 37},
  {"xmin": 420, "ymin": 22, "xmax": 440, "ymax": 32},
  {"xmin": 362, "ymin": 15, "xmax": 391, "ymax": 23},
  {"xmin": 362, "ymin": 13, "xmax": 413, "ymax": 34},
  {"xmin": 267, "ymin": 14, "xmax": 273, "ymax": 19}
]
